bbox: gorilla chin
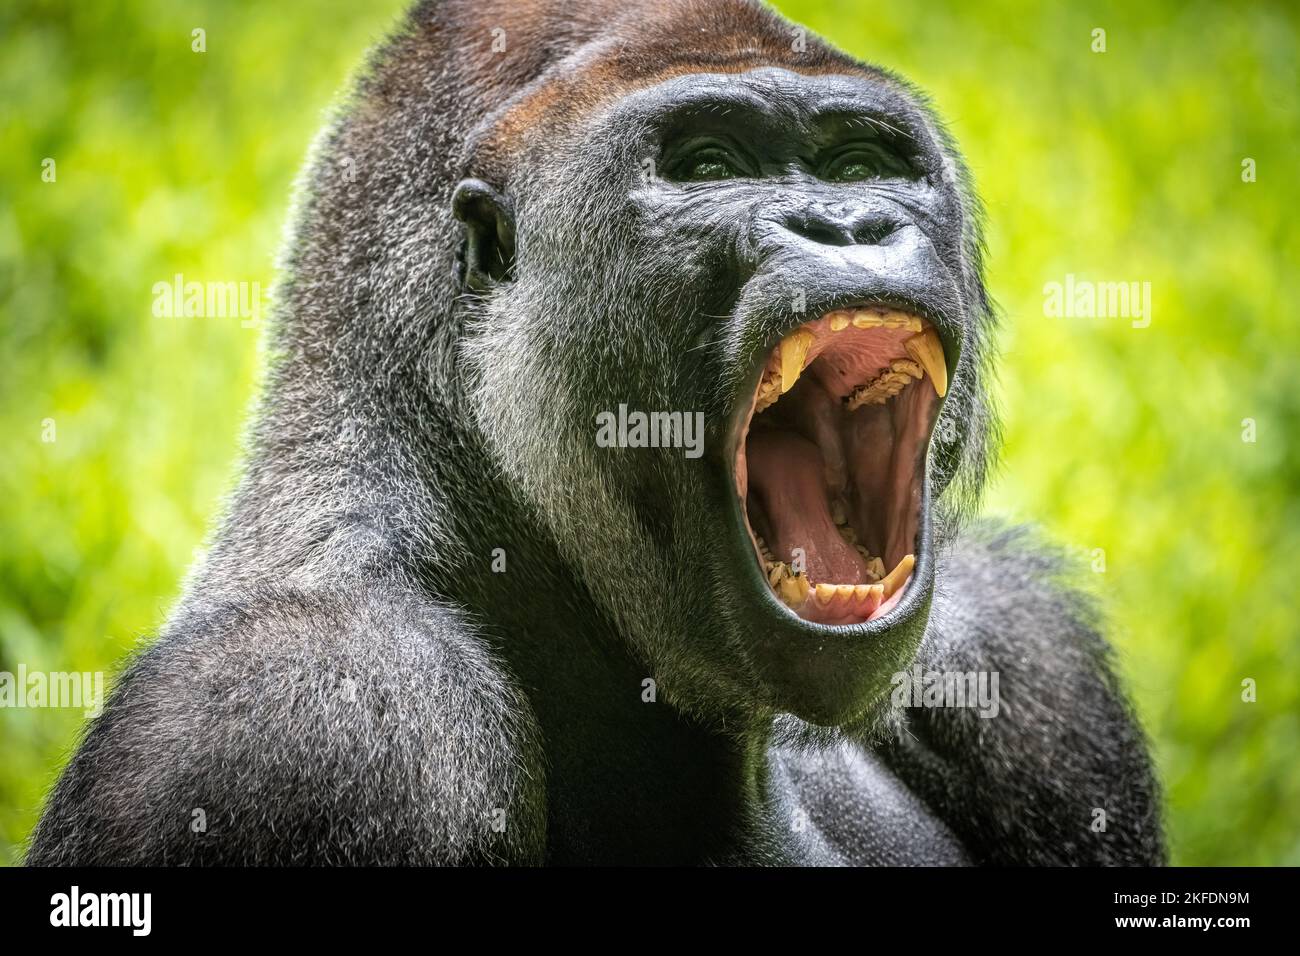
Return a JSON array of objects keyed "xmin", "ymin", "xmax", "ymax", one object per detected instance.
[{"xmin": 724, "ymin": 302, "xmax": 947, "ymax": 725}]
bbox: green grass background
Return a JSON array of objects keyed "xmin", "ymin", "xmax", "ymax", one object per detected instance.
[{"xmin": 1, "ymin": 0, "xmax": 1296, "ymax": 865}]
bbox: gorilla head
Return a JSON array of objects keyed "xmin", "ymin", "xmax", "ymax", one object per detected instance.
[{"xmin": 275, "ymin": 0, "xmax": 998, "ymax": 733}]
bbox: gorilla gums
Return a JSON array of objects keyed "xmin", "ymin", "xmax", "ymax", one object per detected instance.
[{"xmin": 28, "ymin": 0, "xmax": 1163, "ymax": 865}]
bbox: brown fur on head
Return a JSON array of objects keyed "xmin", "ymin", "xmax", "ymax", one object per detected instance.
[{"xmin": 402, "ymin": 0, "xmax": 886, "ymax": 178}]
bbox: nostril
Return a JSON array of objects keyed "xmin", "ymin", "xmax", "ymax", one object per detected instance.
[
  {"xmin": 784, "ymin": 213, "xmax": 853, "ymax": 247},
  {"xmin": 853, "ymin": 219, "xmax": 898, "ymax": 245},
  {"xmin": 784, "ymin": 209, "xmax": 899, "ymax": 248}
]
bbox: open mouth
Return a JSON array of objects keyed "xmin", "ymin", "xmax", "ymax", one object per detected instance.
[{"xmin": 734, "ymin": 307, "xmax": 946, "ymax": 626}]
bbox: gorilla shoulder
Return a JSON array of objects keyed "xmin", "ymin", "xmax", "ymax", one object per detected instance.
[
  {"xmin": 878, "ymin": 520, "xmax": 1165, "ymax": 865},
  {"xmin": 26, "ymin": 588, "xmax": 545, "ymax": 865}
]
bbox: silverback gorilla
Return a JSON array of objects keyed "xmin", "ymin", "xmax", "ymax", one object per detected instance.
[{"xmin": 28, "ymin": 0, "xmax": 1163, "ymax": 865}]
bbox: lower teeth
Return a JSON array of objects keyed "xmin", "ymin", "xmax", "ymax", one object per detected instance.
[{"xmin": 754, "ymin": 531, "xmax": 897, "ymax": 611}]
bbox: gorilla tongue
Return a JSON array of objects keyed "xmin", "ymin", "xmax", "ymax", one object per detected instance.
[{"xmin": 746, "ymin": 426, "xmax": 871, "ymax": 587}]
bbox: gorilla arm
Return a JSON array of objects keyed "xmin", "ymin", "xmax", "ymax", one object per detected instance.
[
  {"xmin": 876, "ymin": 520, "xmax": 1165, "ymax": 865},
  {"xmin": 25, "ymin": 587, "xmax": 546, "ymax": 865}
]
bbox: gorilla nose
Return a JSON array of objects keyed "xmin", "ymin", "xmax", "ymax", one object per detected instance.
[{"xmin": 780, "ymin": 204, "xmax": 899, "ymax": 248}]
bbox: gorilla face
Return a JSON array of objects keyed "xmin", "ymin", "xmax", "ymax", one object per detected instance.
[{"xmin": 463, "ymin": 66, "xmax": 974, "ymax": 729}]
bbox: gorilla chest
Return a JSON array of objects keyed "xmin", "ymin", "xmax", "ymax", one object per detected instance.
[
  {"xmin": 542, "ymin": 734, "xmax": 968, "ymax": 865},
  {"xmin": 770, "ymin": 742, "xmax": 971, "ymax": 866}
]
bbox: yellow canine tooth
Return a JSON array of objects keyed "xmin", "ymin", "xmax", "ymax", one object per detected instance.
[
  {"xmin": 879, "ymin": 554, "xmax": 915, "ymax": 599},
  {"xmin": 829, "ymin": 312, "xmax": 850, "ymax": 332},
  {"xmin": 778, "ymin": 573, "xmax": 810, "ymax": 609},
  {"xmin": 903, "ymin": 328, "xmax": 948, "ymax": 399},
  {"xmin": 852, "ymin": 310, "xmax": 884, "ymax": 329},
  {"xmin": 814, "ymin": 582, "xmax": 836, "ymax": 607},
  {"xmin": 779, "ymin": 328, "xmax": 815, "ymax": 394}
]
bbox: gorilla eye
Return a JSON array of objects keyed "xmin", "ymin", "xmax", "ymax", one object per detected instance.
[
  {"xmin": 685, "ymin": 157, "xmax": 738, "ymax": 181},
  {"xmin": 823, "ymin": 143, "xmax": 915, "ymax": 183},
  {"xmin": 664, "ymin": 140, "xmax": 751, "ymax": 182}
]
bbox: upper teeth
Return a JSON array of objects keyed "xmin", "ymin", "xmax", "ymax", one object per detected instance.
[
  {"xmin": 754, "ymin": 311, "xmax": 947, "ymax": 414},
  {"xmin": 844, "ymin": 358, "xmax": 924, "ymax": 410},
  {"xmin": 845, "ymin": 308, "xmax": 923, "ymax": 332}
]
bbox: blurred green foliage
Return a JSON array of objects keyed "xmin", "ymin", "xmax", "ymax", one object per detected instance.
[{"xmin": 1, "ymin": 0, "xmax": 1296, "ymax": 865}]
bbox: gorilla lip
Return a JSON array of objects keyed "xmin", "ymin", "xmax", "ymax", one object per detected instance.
[{"xmin": 735, "ymin": 307, "xmax": 945, "ymax": 626}]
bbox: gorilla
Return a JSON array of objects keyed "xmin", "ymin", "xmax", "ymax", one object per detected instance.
[{"xmin": 28, "ymin": 0, "xmax": 1163, "ymax": 865}]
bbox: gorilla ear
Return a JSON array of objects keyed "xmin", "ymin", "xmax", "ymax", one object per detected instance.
[{"xmin": 452, "ymin": 179, "xmax": 516, "ymax": 292}]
